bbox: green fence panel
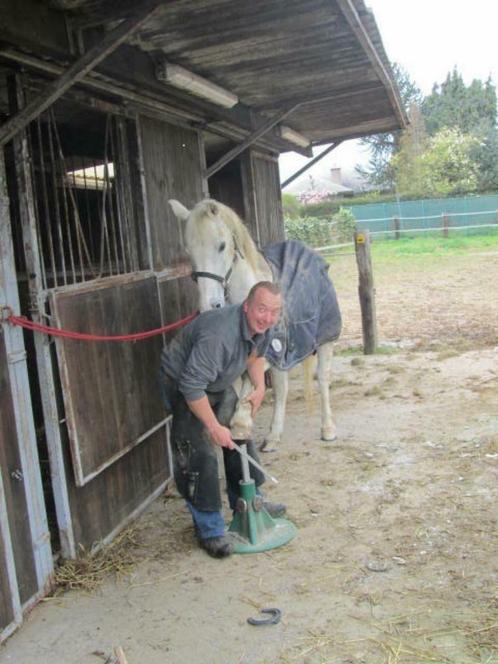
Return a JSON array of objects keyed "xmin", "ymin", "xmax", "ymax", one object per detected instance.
[{"xmin": 346, "ymin": 194, "xmax": 498, "ymax": 236}]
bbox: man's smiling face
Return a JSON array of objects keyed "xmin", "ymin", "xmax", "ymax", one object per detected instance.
[{"xmin": 243, "ymin": 286, "xmax": 282, "ymax": 336}]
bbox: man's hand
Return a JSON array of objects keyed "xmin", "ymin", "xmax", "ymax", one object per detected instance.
[
  {"xmin": 207, "ymin": 423, "xmax": 235, "ymax": 449},
  {"xmin": 243, "ymin": 385, "xmax": 265, "ymax": 417},
  {"xmin": 186, "ymin": 395, "xmax": 235, "ymax": 449}
]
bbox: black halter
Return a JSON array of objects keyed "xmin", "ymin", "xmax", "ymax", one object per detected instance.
[
  {"xmin": 191, "ymin": 264, "xmax": 233, "ymax": 290},
  {"xmin": 190, "ymin": 239, "xmax": 243, "ymax": 295}
]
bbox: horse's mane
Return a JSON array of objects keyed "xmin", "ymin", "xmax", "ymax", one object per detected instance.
[{"xmin": 209, "ymin": 200, "xmax": 264, "ymax": 273}]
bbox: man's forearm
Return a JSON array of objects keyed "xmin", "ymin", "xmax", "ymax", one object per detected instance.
[
  {"xmin": 186, "ymin": 395, "xmax": 234, "ymax": 448},
  {"xmin": 186, "ymin": 395, "xmax": 219, "ymax": 431},
  {"xmin": 246, "ymin": 355, "xmax": 266, "ymax": 390}
]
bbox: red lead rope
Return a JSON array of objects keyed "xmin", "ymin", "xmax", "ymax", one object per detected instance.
[{"xmin": 6, "ymin": 311, "xmax": 198, "ymax": 342}]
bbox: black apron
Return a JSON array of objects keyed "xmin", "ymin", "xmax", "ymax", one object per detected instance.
[{"xmin": 160, "ymin": 373, "xmax": 264, "ymax": 511}]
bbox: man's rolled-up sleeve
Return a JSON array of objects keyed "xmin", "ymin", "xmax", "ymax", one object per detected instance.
[{"xmin": 178, "ymin": 334, "xmax": 226, "ymax": 401}]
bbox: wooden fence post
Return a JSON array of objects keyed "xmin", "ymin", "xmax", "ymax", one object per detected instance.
[
  {"xmin": 393, "ymin": 216, "xmax": 400, "ymax": 240},
  {"xmin": 442, "ymin": 214, "xmax": 449, "ymax": 238},
  {"xmin": 354, "ymin": 230, "xmax": 377, "ymax": 354}
]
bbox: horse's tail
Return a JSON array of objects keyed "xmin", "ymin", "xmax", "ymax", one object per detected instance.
[{"xmin": 302, "ymin": 355, "xmax": 315, "ymax": 416}]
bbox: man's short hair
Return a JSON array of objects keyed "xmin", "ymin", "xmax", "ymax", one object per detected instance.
[{"xmin": 247, "ymin": 281, "xmax": 282, "ymax": 302}]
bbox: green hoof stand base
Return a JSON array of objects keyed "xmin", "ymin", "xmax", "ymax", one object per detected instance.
[{"xmin": 228, "ymin": 480, "xmax": 297, "ymax": 554}]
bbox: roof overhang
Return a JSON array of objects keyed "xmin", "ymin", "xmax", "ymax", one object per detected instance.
[{"xmin": 0, "ymin": 0, "xmax": 407, "ymax": 161}]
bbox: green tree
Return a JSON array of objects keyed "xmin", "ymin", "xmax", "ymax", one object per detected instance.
[
  {"xmin": 393, "ymin": 127, "xmax": 479, "ymax": 197},
  {"xmin": 355, "ymin": 63, "xmax": 422, "ymax": 189},
  {"xmin": 422, "ymin": 69, "xmax": 496, "ymax": 135},
  {"xmin": 390, "ymin": 103, "xmax": 428, "ymax": 196},
  {"xmin": 473, "ymin": 125, "xmax": 498, "ymax": 192},
  {"xmin": 281, "ymin": 192, "xmax": 301, "ymax": 218},
  {"xmin": 422, "ymin": 69, "xmax": 498, "ymax": 191}
]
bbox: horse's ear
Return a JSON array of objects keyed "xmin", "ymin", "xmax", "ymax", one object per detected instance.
[
  {"xmin": 168, "ymin": 199, "xmax": 190, "ymax": 221},
  {"xmin": 208, "ymin": 201, "xmax": 219, "ymax": 216}
]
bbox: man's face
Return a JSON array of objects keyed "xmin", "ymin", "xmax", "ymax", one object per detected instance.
[{"xmin": 243, "ymin": 287, "xmax": 282, "ymax": 336}]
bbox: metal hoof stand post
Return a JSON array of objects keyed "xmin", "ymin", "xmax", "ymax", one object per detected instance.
[{"xmin": 229, "ymin": 443, "xmax": 297, "ymax": 554}]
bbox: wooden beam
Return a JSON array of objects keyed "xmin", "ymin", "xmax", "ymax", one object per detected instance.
[
  {"xmin": 0, "ymin": 0, "xmax": 162, "ymax": 147},
  {"xmin": 0, "ymin": 47, "xmax": 303, "ymax": 156},
  {"xmin": 260, "ymin": 82, "xmax": 385, "ymax": 113},
  {"xmin": 281, "ymin": 141, "xmax": 342, "ymax": 189},
  {"xmin": 335, "ymin": 0, "xmax": 407, "ymax": 129},
  {"xmin": 206, "ymin": 105, "xmax": 301, "ymax": 178}
]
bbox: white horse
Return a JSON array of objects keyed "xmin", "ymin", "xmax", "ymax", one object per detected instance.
[{"xmin": 169, "ymin": 198, "xmax": 341, "ymax": 449}]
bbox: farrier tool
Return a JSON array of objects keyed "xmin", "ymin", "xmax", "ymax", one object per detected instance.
[
  {"xmin": 228, "ymin": 441, "xmax": 297, "ymax": 553},
  {"xmin": 231, "ymin": 440, "xmax": 278, "ymax": 484}
]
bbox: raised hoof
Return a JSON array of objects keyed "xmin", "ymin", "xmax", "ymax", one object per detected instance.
[
  {"xmin": 321, "ymin": 428, "xmax": 337, "ymax": 442},
  {"xmin": 230, "ymin": 426, "xmax": 252, "ymax": 440}
]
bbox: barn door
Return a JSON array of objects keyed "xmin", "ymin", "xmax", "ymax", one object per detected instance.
[
  {"xmin": 1, "ymin": 153, "xmax": 53, "ymax": 642},
  {"xmin": 6, "ymin": 84, "xmax": 175, "ymax": 556},
  {"xmin": 51, "ymin": 275, "xmax": 166, "ymax": 487}
]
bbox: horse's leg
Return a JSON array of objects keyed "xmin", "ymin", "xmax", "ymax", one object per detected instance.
[
  {"xmin": 228, "ymin": 373, "xmax": 255, "ymax": 440},
  {"xmin": 317, "ymin": 342, "xmax": 337, "ymax": 441},
  {"xmin": 262, "ymin": 368, "xmax": 288, "ymax": 452}
]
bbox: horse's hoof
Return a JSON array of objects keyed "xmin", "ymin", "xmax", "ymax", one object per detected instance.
[
  {"xmin": 260, "ymin": 440, "xmax": 279, "ymax": 453},
  {"xmin": 321, "ymin": 428, "xmax": 337, "ymax": 442},
  {"xmin": 230, "ymin": 426, "xmax": 252, "ymax": 440}
]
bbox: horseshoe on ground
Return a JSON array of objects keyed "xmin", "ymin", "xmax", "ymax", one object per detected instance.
[{"xmin": 247, "ymin": 607, "xmax": 282, "ymax": 626}]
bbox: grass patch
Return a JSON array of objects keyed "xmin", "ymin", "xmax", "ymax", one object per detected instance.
[{"xmin": 369, "ymin": 231, "xmax": 498, "ymax": 259}]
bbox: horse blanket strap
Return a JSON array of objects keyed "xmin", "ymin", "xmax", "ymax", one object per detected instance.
[{"xmin": 263, "ymin": 240, "xmax": 342, "ymax": 370}]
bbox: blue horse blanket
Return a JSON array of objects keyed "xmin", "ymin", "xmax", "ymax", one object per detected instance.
[{"xmin": 262, "ymin": 240, "xmax": 342, "ymax": 370}]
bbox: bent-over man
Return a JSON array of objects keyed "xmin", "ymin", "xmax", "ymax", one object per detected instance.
[{"xmin": 159, "ymin": 281, "xmax": 284, "ymax": 558}]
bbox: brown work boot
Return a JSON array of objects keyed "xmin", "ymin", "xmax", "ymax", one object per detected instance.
[{"xmin": 199, "ymin": 535, "xmax": 233, "ymax": 558}]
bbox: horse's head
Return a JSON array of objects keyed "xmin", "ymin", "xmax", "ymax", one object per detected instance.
[{"xmin": 169, "ymin": 198, "xmax": 237, "ymax": 311}]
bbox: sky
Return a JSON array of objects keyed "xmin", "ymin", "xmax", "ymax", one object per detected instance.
[{"xmin": 279, "ymin": 0, "xmax": 498, "ymax": 188}]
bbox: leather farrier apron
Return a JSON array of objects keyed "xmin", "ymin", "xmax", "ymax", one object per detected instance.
[{"xmin": 160, "ymin": 375, "xmax": 264, "ymax": 511}]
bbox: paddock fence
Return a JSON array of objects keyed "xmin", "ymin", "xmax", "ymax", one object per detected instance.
[
  {"xmin": 312, "ymin": 193, "xmax": 498, "ymax": 253},
  {"xmin": 348, "ymin": 193, "xmax": 498, "ymax": 239}
]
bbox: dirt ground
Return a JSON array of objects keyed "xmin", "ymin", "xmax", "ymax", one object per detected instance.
[{"xmin": 1, "ymin": 249, "xmax": 497, "ymax": 664}]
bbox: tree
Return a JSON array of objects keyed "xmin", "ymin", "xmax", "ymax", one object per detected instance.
[
  {"xmin": 355, "ymin": 63, "xmax": 422, "ymax": 189},
  {"xmin": 281, "ymin": 192, "xmax": 301, "ymax": 218},
  {"xmin": 473, "ymin": 125, "xmax": 498, "ymax": 192},
  {"xmin": 422, "ymin": 69, "xmax": 497, "ymax": 135},
  {"xmin": 389, "ymin": 103, "xmax": 428, "ymax": 196},
  {"xmin": 393, "ymin": 127, "xmax": 479, "ymax": 197},
  {"xmin": 422, "ymin": 69, "xmax": 498, "ymax": 192}
]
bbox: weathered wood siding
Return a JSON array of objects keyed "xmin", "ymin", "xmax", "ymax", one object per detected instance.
[
  {"xmin": 65, "ymin": 427, "xmax": 169, "ymax": 550},
  {"xmin": 138, "ymin": 116, "xmax": 205, "ymax": 270},
  {"xmin": 209, "ymin": 152, "xmax": 284, "ymax": 249},
  {"xmin": 0, "ymin": 530, "xmax": 15, "ymax": 634},
  {"xmin": 208, "ymin": 161, "xmax": 245, "ymax": 221},
  {"xmin": 241, "ymin": 151, "xmax": 284, "ymax": 248},
  {"xmin": 51, "ymin": 276, "xmax": 164, "ymax": 486},
  {"xmin": 0, "ymin": 336, "xmax": 38, "ymax": 605}
]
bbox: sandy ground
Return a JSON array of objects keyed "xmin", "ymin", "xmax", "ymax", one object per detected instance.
[{"xmin": 1, "ymin": 249, "xmax": 497, "ymax": 664}]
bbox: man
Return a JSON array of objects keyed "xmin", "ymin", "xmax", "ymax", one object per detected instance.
[{"xmin": 160, "ymin": 281, "xmax": 284, "ymax": 558}]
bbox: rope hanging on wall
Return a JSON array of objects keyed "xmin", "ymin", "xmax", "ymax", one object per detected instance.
[{"xmin": 3, "ymin": 309, "xmax": 198, "ymax": 342}]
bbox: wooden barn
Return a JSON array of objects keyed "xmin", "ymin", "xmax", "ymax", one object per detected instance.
[{"xmin": 0, "ymin": 0, "xmax": 406, "ymax": 641}]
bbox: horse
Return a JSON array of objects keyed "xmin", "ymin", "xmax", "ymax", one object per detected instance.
[{"xmin": 169, "ymin": 198, "xmax": 342, "ymax": 450}]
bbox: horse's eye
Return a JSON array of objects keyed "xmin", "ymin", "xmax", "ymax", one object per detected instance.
[{"xmin": 219, "ymin": 242, "xmax": 226, "ymax": 252}]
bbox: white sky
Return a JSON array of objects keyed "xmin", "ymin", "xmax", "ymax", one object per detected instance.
[{"xmin": 279, "ymin": 0, "xmax": 498, "ymax": 183}]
